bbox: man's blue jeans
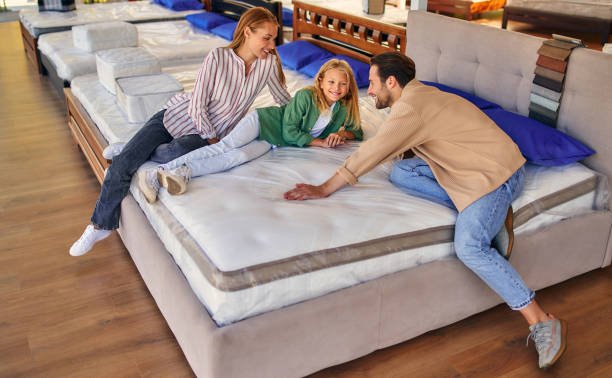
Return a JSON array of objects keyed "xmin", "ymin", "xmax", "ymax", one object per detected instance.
[
  {"xmin": 91, "ymin": 110, "xmax": 208, "ymax": 230},
  {"xmin": 390, "ymin": 157, "xmax": 534, "ymax": 310}
]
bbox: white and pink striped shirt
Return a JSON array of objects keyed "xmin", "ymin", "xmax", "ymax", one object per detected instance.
[{"xmin": 163, "ymin": 47, "xmax": 291, "ymax": 139}]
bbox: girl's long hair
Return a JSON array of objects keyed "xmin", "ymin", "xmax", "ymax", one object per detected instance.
[
  {"xmin": 308, "ymin": 59, "xmax": 361, "ymax": 129},
  {"xmin": 227, "ymin": 7, "xmax": 285, "ymax": 86}
]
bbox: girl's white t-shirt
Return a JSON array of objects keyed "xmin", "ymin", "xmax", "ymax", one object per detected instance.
[{"xmin": 309, "ymin": 102, "xmax": 337, "ymax": 138}]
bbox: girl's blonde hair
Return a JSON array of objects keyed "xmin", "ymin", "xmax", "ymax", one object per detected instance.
[
  {"xmin": 308, "ymin": 59, "xmax": 361, "ymax": 129},
  {"xmin": 227, "ymin": 7, "xmax": 286, "ymax": 86}
]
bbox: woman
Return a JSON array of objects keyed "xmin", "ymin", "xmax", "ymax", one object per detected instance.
[{"xmin": 70, "ymin": 7, "xmax": 291, "ymax": 256}]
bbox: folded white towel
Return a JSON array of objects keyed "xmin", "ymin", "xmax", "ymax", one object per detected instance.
[{"xmin": 73, "ymin": 21, "xmax": 138, "ymax": 53}]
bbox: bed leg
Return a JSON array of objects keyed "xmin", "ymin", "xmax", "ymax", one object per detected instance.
[{"xmin": 501, "ymin": 10, "xmax": 509, "ymax": 29}]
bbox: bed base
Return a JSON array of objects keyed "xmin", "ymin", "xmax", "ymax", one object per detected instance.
[
  {"xmin": 119, "ymin": 193, "xmax": 612, "ymax": 377},
  {"xmin": 65, "ymin": 88, "xmax": 110, "ymax": 184},
  {"xmin": 40, "ymin": 53, "xmax": 70, "ymax": 99},
  {"xmin": 292, "ymin": 0, "xmax": 405, "ymax": 63},
  {"xmin": 20, "ymin": 21, "xmax": 44, "ymax": 74},
  {"xmin": 502, "ymin": 6, "xmax": 612, "ymax": 45}
]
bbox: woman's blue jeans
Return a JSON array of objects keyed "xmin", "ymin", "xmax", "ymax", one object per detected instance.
[
  {"xmin": 390, "ymin": 157, "xmax": 534, "ymax": 310},
  {"xmin": 91, "ymin": 110, "xmax": 208, "ymax": 230}
]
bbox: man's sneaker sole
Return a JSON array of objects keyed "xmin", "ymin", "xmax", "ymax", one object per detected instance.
[{"xmin": 542, "ymin": 319, "xmax": 568, "ymax": 369}]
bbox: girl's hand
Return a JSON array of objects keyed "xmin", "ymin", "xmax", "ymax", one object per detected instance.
[
  {"xmin": 324, "ymin": 133, "xmax": 346, "ymax": 148},
  {"xmin": 309, "ymin": 138, "xmax": 332, "ymax": 148}
]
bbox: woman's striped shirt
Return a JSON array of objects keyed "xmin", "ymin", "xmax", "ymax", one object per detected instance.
[{"xmin": 163, "ymin": 47, "xmax": 291, "ymax": 139}]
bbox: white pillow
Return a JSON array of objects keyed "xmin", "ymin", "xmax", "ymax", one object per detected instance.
[{"xmin": 73, "ymin": 21, "xmax": 138, "ymax": 53}]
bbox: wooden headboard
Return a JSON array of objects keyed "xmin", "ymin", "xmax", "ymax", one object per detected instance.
[
  {"xmin": 211, "ymin": 0, "xmax": 284, "ymax": 45},
  {"xmin": 292, "ymin": 0, "xmax": 406, "ymax": 63}
]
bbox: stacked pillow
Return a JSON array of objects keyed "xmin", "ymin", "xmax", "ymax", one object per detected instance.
[
  {"xmin": 73, "ymin": 22, "xmax": 138, "ymax": 53},
  {"xmin": 186, "ymin": 12, "xmax": 237, "ymax": 40},
  {"xmin": 153, "ymin": 0, "xmax": 203, "ymax": 12}
]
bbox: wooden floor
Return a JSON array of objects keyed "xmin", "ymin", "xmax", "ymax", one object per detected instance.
[{"xmin": 1, "ymin": 18, "xmax": 611, "ymax": 377}]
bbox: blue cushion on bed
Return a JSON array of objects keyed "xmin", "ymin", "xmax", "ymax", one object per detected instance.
[
  {"xmin": 186, "ymin": 12, "xmax": 234, "ymax": 32},
  {"xmin": 210, "ymin": 21, "xmax": 238, "ymax": 40},
  {"xmin": 335, "ymin": 55, "xmax": 370, "ymax": 89},
  {"xmin": 282, "ymin": 8, "xmax": 293, "ymax": 27},
  {"xmin": 298, "ymin": 55, "xmax": 370, "ymax": 88},
  {"xmin": 297, "ymin": 57, "xmax": 329, "ymax": 78},
  {"xmin": 276, "ymin": 40, "xmax": 334, "ymax": 70},
  {"xmin": 154, "ymin": 0, "xmax": 203, "ymax": 11},
  {"xmin": 484, "ymin": 108, "xmax": 595, "ymax": 166},
  {"xmin": 422, "ymin": 81, "xmax": 500, "ymax": 110}
]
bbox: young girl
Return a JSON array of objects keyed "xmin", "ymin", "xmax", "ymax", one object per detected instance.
[
  {"xmin": 139, "ymin": 59, "xmax": 363, "ymax": 201},
  {"xmin": 69, "ymin": 7, "xmax": 291, "ymax": 257}
]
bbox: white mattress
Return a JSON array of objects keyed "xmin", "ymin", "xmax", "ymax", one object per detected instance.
[
  {"xmin": 19, "ymin": 1, "xmax": 200, "ymax": 37},
  {"xmin": 38, "ymin": 20, "xmax": 228, "ymax": 81},
  {"xmin": 71, "ymin": 61, "xmax": 602, "ymax": 325},
  {"xmin": 129, "ymin": 150, "xmax": 600, "ymax": 326},
  {"xmin": 295, "ymin": 0, "xmax": 409, "ymax": 25}
]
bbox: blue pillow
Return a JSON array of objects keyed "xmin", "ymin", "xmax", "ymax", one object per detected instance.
[
  {"xmin": 282, "ymin": 8, "xmax": 293, "ymax": 27},
  {"xmin": 155, "ymin": 0, "xmax": 203, "ymax": 11},
  {"xmin": 297, "ymin": 57, "xmax": 329, "ymax": 78},
  {"xmin": 422, "ymin": 81, "xmax": 500, "ymax": 110},
  {"xmin": 484, "ymin": 108, "xmax": 595, "ymax": 166},
  {"xmin": 298, "ymin": 55, "xmax": 370, "ymax": 88},
  {"xmin": 186, "ymin": 12, "xmax": 234, "ymax": 32},
  {"xmin": 276, "ymin": 40, "xmax": 334, "ymax": 70},
  {"xmin": 335, "ymin": 55, "xmax": 370, "ymax": 89},
  {"xmin": 210, "ymin": 21, "xmax": 237, "ymax": 40}
]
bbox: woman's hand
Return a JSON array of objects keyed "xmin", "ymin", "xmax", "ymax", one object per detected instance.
[{"xmin": 207, "ymin": 137, "xmax": 220, "ymax": 145}]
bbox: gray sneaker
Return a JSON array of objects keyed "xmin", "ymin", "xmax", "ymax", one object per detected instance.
[
  {"xmin": 493, "ymin": 206, "xmax": 514, "ymax": 259},
  {"xmin": 527, "ymin": 318, "xmax": 568, "ymax": 369},
  {"xmin": 158, "ymin": 164, "xmax": 191, "ymax": 196}
]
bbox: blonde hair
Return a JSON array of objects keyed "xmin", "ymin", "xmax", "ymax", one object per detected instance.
[
  {"xmin": 308, "ymin": 59, "xmax": 361, "ymax": 129},
  {"xmin": 227, "ymin": 7, "xmax": 285, "ymax": 86}
]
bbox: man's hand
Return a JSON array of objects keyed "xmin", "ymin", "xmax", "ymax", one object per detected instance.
[
  {"xmin": 284, "ymin": 173, "xmax": 348, "ymax": 201},
  {"xmin": 284, "ymin": 183, "xmax": 329, "ymax": 200}
]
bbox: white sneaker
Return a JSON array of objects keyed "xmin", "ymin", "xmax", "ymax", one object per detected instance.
[
  {"xmin": 102, "ymin": 142, "xmax": 126, "ymax": 160},
  {"xmin": 138, "ymin": 168, "xmax": 160, "ymax": 203},
  {"xmin": 69, "ymin": 225, "xmax": 111, "ymax": 256},
  {"xmin": 158, "ymin": 165, "xmax": 191, "ymax": 195}
]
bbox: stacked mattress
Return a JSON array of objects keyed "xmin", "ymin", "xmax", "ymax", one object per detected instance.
[
  {"xmin": 38, "ymin": 20, "xmax": 229, "ymax": 81},
  {"xmin": 19, "ymin": 0, "xmax": 201, "ymax": 37}
]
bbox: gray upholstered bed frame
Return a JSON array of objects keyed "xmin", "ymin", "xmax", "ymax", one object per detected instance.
[{"xmin": 116, "ymin": 11, "xmax": 612, "ymax": 378}]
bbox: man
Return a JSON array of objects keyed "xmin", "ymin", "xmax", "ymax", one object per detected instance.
[{"xmin": 284, "ymin": 52, "xmax": 567, "ymax": 369}]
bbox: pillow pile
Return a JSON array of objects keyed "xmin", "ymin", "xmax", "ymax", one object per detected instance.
[
  {"xmin": 484, "ymin": 108, "xmax": 594, "ymax": 166},
  {"xmin": 153, "ymin": 0, "xmax": 203, "ymax": 12},
  {"xmin": 186, "ymin": 12, "xmax": 235, "ymax": 32}
]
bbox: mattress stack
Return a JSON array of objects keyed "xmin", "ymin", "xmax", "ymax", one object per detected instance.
[{"xmin": 529, "ymin": 35, "xmax": 583, "ymax": 127}]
